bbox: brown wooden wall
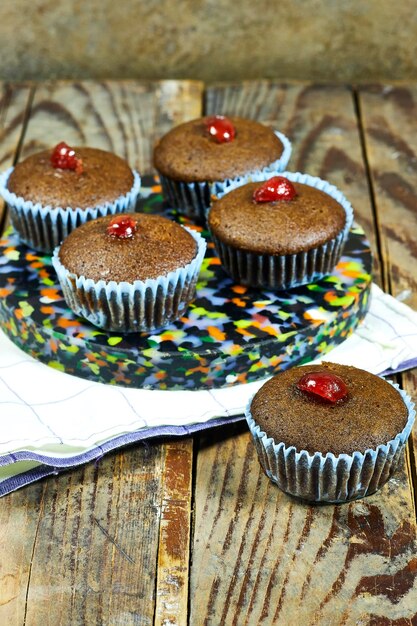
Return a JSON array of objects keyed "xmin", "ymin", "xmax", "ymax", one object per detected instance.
[{"xmin": 1, "ymin": 1, "xmax": 417, "ymax": 83}]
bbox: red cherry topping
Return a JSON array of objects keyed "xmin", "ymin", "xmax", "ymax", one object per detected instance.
[
  {"xmin": 51, "ymin": 142, "xmax": 83, "ymax": 174},
  {"xmin": 106, "ymin": 215, "xmax": 138, "ymax": 239},
  {"xmin": 205, "ymin": 115, "xmax": 235, "ymax": 143},
  {"xmin": 296, "ymin": 371, "xmax": 348, "ymax": 404},
  {"xmin": 253, "ymin": 176, "xmax": 297, "ymax": 203}
]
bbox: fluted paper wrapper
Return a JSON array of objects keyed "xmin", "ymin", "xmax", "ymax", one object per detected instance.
[
  {"xmin": 52, "ymin": 228, "xmax": 206, "ymax": 333},
  {"xmin": 211, "ymin": 171, "xmax": 354, "ymax": 290},
  {"xmin": 246, "ymin": 383, "xmax": 415, "ymax": 503},
  {"xmin": 0, "ymin": 168, "xmax": 141, "ymax": 254},
  {"xmin": 158, "ymin": 130, "xmax": 292, "ymax": 223}
]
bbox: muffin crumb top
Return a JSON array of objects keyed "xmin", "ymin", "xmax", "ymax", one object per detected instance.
[
  {"xmin": 8, "ymin": 147, "xmax": 134, "ymax": 209},
  {"xmin": 250, "ymin": 363, "xmax": 408, "ymax": 455},
  {"xmin": 153, "ymin": 116, "xmax": 283, "ymax": 182},
  {"xmin": 209, "ymin": 181, "xmax": 346, "ymax": 254},
  {"xmin": 59, "ymin": 213, "xmax": 197, "ymax": 283}
]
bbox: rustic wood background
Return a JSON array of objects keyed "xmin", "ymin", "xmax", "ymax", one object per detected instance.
[
  {"xmin": 0, "ymin": 80, "xmax": 416, "ymax": 625},
  {"xmin": 2, "ymin": 2, "xmax": 417, "ymax": 84}
]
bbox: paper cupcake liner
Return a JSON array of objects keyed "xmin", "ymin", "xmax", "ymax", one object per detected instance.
[
  {"xmin": 159, "ymin": 174, "xmax": 211, "ymax": 224},
  {"xmin": 52, "ymin": 228, "xmax": 206, "ymax": 333},
  {"xmin": 158, "ymin": 130, "xmax": 292, "ymax": 224},
  {"xmin": 210, "ymin": 171, "xmax": 354, "ymax": 290},
  {"xmin": 0, "ymin": 168, "xmax": 141, "ymax": 254},
  {"xmin": 245, "ymin": 383, "xmax": 415, "ymax": 503}
]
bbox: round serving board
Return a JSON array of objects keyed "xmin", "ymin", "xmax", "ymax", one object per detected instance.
[{"xmin": 0, "ymin": 177, "xmax": 372, "ymax": 390}]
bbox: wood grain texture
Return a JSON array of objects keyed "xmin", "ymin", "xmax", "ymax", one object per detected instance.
[
  {"xmin": 0, "ymin": 82, "xmax": 32, "ymax": 232},
  {"xmin": 0, "ymin": 79, "xmax": 203, "ymax": 626},
  {"xmin": 189, "ymin": 82, "xmax": 417, "ymax": 625},
  {"xmin": 19, "ymin": 79, "xmax": 203, "ymax": 174},
  {"xmin": 154, "ymin": 440, "xmax": 193, "ymax": 626},
  {"xmin": 358, "ymin": 84, "xmax": 417, "ymax": 307},
  {"xmin": 0, "ymin": 478, "xmax": 44, "ymax": 625},
  {"xmin": 24, "ymin": 447, "xmax": 164, "ymax": 626},
  {"xmin": 191, "ymin": 425, "xmax": 417, "ymax": 626},
  {"xmin": 0, "ymin": 82, "xmax": 36, "ymax": 626},
  {"xmin": 358, "ymin": 83, "xmax": 417, "ymax": 525}
]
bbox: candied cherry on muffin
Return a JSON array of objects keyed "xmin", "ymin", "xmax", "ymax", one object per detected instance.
[
  {"xmin": 52, "ymin": 212, "xmax": 206, "ymax": 333},
  {"xmin": 106, "ymin": 214, "xmax": 138, "ymax": 239},
  {"xmin": 50, "ymin": 142, "xmax": 83, "ymax": 173},
  {"xmin": 252, "ymin": 176, "xmax": 297, "ymax": 202},
  {"xmin": 204, "ymin": 115, "xmax": 236, "ymax": 143},
  {"xmin": 296, "ymin": 370, "xmax": 348, "ymax": 403},
  {"xmin": 0, "ymin": 142, "xmax": 141, "ymax": 253},
  {"xmin": 153, "ymin": 116, "xmax": 291, "ymax": 223}
]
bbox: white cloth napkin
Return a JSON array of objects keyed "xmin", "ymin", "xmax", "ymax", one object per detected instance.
[{"xmin": 1, "ymin": 283, "xmax": 416, "ymax": 495}]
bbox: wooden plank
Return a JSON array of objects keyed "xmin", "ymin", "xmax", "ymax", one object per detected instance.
[
  {"xmin": 24, "ymin": 448, "xmax": 165, "ymax": 625},
  {"xmin": 357, "ymin": 84, "xmax": 417, "ymax": 307},
  {"xmin": 0, "ymin": 82, "xmax": 33, "ymax": 233},
  {"xmin": 154, "ymin": 441, "xmax": 193, "ymax": 626},
  {"xmin": 358, "ymin": 83, "xmax": 417, "ymax": 524},
  {"xmin": 0, "ymin": 79, "xmax": 203, "ymax": 626},
  {"xmin": 0, "ymin": 82, "xmax": 39, "ymax": 626},
  {"xmin": 189, "ymin": 82, "xmax": 417, "ymax": 625},
  {"xmin": 0, "ymin": 479, "xmax": 45, "ymax": 626}
]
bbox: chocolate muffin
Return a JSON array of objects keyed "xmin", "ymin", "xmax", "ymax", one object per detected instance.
[
  {"xmin": 52, "ymin": 213, "xmax": 206, "ymax": 333},
  {"xmin": 246, "ymin": 363, "xmax": 415, "ymax": 503},
  {"xmin": 8, "ymin": 147, "xmax": 134, "ymax": 208},
  {"xmin": 153, "ymin": 115, "xmax": 291, "ymax": 222},
  {"xmin": 0, "ymin": 143, "xmax": 141, "ymax": 253},
  {"xmin": 209, "ymin": 171, "xmax": 353, "ymax": 290}
]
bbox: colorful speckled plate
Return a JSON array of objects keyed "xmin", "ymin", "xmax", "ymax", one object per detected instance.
[{"xmin": 0, "ymin": 177, "xmax": 372, "ymax": 390}]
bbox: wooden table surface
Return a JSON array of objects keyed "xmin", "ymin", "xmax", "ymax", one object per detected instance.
[{"xmin": 0, "ymin": 80, "xmax": 416, "ymax": 626}]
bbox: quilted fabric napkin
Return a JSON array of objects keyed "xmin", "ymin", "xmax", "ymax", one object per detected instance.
[{"xmin": 0, "ymin": 283, "xmax": 416, "ymax": 496}]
